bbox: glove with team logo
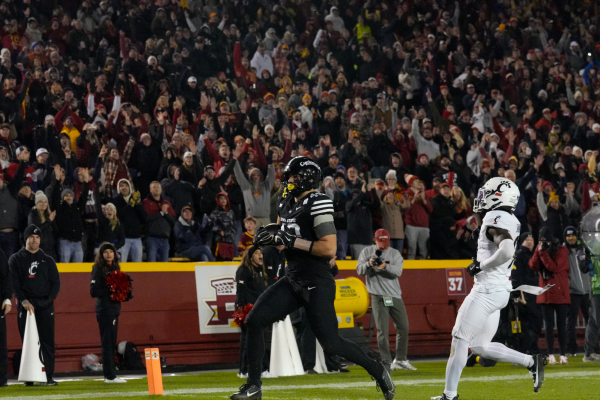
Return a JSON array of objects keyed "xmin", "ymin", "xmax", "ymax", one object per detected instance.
[
  {"xmin": 467, "ymin": 258, "xmax": 482, "ymax": 277},
  {"xmin": 274, "ymin": 229, "xmax": 296, "ymax": 248},
  {"xmin": 253, "ymin": 226, "xmax": 275, "ymax": 246}
]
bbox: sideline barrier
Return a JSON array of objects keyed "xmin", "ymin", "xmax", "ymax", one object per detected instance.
[
  {"xmin": 6, "ymin": 260, "xmax": 471, "ymax": 374},
  {"xmin": 55, "ymin": 259, "xmax": 471, "ymax": 272}
]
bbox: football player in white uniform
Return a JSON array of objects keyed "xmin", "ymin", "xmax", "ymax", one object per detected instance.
[{"xmin": 433, "ymin": 177, "xmax": 547, "ymax": 400}]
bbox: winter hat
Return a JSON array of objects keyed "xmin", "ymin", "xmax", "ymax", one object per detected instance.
[
  {"xmin": 404, "ymin": 174, "xmax": 418, "ymax": 187},
  {"xmin": 246, "ymin": 245, "xmax": 260, "ymax": 258},
  {"xmin": 564, "ymin": 226, "xmax": 577, "ymax": 240},
  {"xmin": 24, "ymin": 224, "xmax": 42, "ymax": 241},
  {"xmin": 385, "ymin": 170, "xmax": 397, "ymax": 181},
  {"xmin": 34, "ymin": 190, "xmax": 48, "ymax": 205},
  {"xmin": 183, "ymin": 151, "xmax": 193, "ymax": 159},
  {"xmin": 539, "ymin": 226, "xmax": 554, "ymax": 242},
  {"xmin": 579, "ymin": 164, "xmax": 589, "ymax": 173},
  {"xmin": 547, "ymin": 192, "xmax": 560, "ymax": 205},
  {"xmin": 61, "ymin": 188, "xmax": 75, "ymax": 199},
  {"xmin": 417, "ymin": 153, "xmax": 429, "ymax": 162},
  {"xmin": 572, "ymin": 146, "xmax": 582, "ymax": 155}
]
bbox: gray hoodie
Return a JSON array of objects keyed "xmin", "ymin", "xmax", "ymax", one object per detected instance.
[
  {"xmin": 356, "ymin": 245, "xmax": 404, "ymax": 298},
  {"xmin": 233, "ymin": 161, "xmax": 275, "ymax": 220}
]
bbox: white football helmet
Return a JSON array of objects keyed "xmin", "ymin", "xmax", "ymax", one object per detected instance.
[{"xmin": 473, "ymin": 177, "xmax": 520, "ymax": 213}]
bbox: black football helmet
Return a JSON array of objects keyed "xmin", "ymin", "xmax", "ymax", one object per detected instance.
[{"xmin": 282, "ymin": 156, "xmax": 322, "ymax": 197}]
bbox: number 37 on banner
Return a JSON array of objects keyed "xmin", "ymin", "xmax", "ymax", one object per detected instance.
[{"xmin": 445, "ymin": 268, "xmax": 467, "ymax": 296}]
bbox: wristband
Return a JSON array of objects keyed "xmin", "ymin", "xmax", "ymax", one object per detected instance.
[{"xmin": 294, "ymin": 238, "xmax": 313, "ymax": 253}]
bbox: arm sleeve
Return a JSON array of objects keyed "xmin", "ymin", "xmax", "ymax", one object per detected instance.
[
  {"xmin": 536, "ymin": 191, "xmax": 548, "ymax": 221},
  {"xmin": 356, "ymin": 246, "xmax": 370, "ymax": 276},
  {"xmin": 480, "ymin": 238, "xmax": 515, "ymax": 269},
  {"xmin": 384, "ymin": 250, "xmax": 403, "ymax": 277},
  {"xmin": 47, "ymin": 258, "xmax": 61, "ymax": 301}
]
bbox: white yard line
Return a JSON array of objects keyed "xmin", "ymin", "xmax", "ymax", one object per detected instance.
[{"xmin": 6, "ymin": 370, "xmax": 600, "ymax": 400}]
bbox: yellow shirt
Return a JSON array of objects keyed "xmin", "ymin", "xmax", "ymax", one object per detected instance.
[{"xmin": 61, "ymin": 126, "xmax": 81, "ymax": 152}]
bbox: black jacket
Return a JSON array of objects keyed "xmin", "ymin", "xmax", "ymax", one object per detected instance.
[
  {"xmin": 235, "ymin": 265, "xmax": 266, "ymax": 308},
  {"xmin": 0, "ymin": 250, "xmax": 11, "ymax": 303},
  {"xmin": 261, "ymin": 246, "xmax": 286, "ymax": 287},
  {"xmin": 27, "ymin": 209, "xmax": 57, "ymax": 256},
  {"xmin": 512, "ymin": 246, "xmax": 539, "ymax": 287},
  {"xmin": 53, "ymin": 179, "xmax": 89, "ymax": 242},
  {"xmin": 9, "ymin": 248, "xmax": 60, "ymax": 311},
  {"xmin": 90, "ymin": 264, "xmax": 121, "ymax": 316},
  {"xmin": 94, "ymin": 189, "xmax": 125, "ymax": 249},
  {"xmin": 112, "ymin": 195, "xmax": 146, "ymax": 239}
]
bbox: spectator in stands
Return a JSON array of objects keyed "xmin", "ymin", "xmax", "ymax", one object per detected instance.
[
  {"xmin": 404, "ymin": 175, "xmax": 431, "ymax": 260},
  {"xmin": 174, "ymin": 206, "xmax": 214, "ymax": 262},
  {"xmin": 379, "ymin": 189, "xmax": 408, "ymax": 254},
  {"xmin": 332, "ymin": 172, "xmax": 349, "ymax": 259},
  {"xmin": 210, "ymin": 192, "xmax": 237, "ymax": 261},
  {"xmin": 238, "ymin": 217, "xmax": 257, "ymax": 257},
  {"xmin": 529, "ymin": 227, "xmax": 570, "ymax": 365},
  {"xmin": 94, "ymin": 189, "xmax": 125, "ymax": 254},
  {"xmin": 0, "ymin": 150, "xmax": 27, "ymax": 258},
  {"xmin": 346, "ymin": 180, "xmax": 379, "ymax": 259},
  {"xmin": 53, "ymin": 167, "xmax": 89, "ymax": 263},
  {"xmin": 112, "ymin": 180, "xmax": 145, "ymax": 262},
  {"xmin": 27, "ymin": 191, "xmax": 57, "ymax": 261},
  {"xmin": 143, "ymin": 182, "xmax": 175, "ymax": 262},
  {"xmin": 232, "ymin": 151, "xmax": 275, "ymax": 227}
]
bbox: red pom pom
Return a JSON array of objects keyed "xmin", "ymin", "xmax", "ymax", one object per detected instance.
[
  {"xmin": 105, "ymin": 271, "xmax": 133, "ymax": 302},
  {"xmin": 233, "ymin": 303, "xmax": 254, "ymax": 327}
]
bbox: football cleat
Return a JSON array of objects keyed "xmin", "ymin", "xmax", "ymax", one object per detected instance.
[
  {"xmin": 547, "ymin": 354, "xmax": 557, "ymax": 365},
  {"xmin": 394, "ymin": 359, "xmax": 417, "ymax": 371},
  {"xmin": 372, "ymin": 361, "xmax": 395, "ymax": 399},
  {"xmin": 230, "ymin": 383, "xmax": 262, "ymax": 399},
  {"xmin": 528, "ymin": 354, "xmax": 547, "ymax": 393},
  {"xmin": 559, "ymin": 355, "xmax": 569, "ymax": 364},
  {"xmin": 431, "ymin": 395, "xmax": 459, "ymax": 400},
  {"xmin": 583, "ymin": 353, "xmax": 600, "ymax": 362}
]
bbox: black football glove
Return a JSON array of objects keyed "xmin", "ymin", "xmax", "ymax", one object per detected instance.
[
  {"xmin": 253, "ymin": 226, "xmax": 274, "ymax": 246},
  {"xmin": 467, "ymin": 258, "xmax": 482, "ymax": 278},
  {"xmin": 273, "ymin": 230, "xmax": 296, "ymax": 248}
]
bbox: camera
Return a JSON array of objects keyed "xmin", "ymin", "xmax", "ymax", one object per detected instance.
[
  {"xmin": 372, "ymin": 249, "xmax": 384, "ymax": 267},
  {"xmin": 540, "ymin": 240, "xmax": 551, "ymax": 251}
]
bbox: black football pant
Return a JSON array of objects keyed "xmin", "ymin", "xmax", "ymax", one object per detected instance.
[
  {"xmin": 567, "ymin": 293, "xmax": 590, "ymax": 354},
  {"xmin": 17, "ymin": 305, "xmax": 55, "ymax": 381},
  {"xmin": 245, "ymin": 276, "xmax": 381, "ymax": 387},
  {"xmin": 0, "ymin": 308, "xmax": 7, "ymax": 384},
  {"xmin": 97, "ymin": 314, "xmax": 119, "ymax": 380}
]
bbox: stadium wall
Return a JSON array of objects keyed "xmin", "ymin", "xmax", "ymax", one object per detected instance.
[{"xmin": 6, "ymin": 260, "xmax": 473, "ymax": 373}]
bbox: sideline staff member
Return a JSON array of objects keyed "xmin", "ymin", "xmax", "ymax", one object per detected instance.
[
  {"xmin": 10, "ymin": 225, "xmax": 61, "ymax": 385},
  {"xmin": 0, "ymin": 249, "xmax": 11, "ymax": 387},
  {"xmin": 357, "ymin": 229, "xmax": 416, "ymax": 371}
]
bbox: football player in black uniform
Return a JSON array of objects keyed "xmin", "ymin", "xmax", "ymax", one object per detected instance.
[{"xmin": 230, "ymin": 157, "xmax": 395, "ymax": 400}]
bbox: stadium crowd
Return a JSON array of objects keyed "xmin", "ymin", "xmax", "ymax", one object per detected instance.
[{"xmin": 0, "ymin": 0, "xmax": 599, "ymax": 265}]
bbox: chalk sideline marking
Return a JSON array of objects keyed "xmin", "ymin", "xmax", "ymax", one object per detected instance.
[{"xmin": 7, "ymin": 370, "xmax": 600, "ymax": 400}]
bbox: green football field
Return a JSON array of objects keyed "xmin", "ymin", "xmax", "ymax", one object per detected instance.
[{"xmin": 3, "ymin": 359, "xmax": 600, "ymax": 400}]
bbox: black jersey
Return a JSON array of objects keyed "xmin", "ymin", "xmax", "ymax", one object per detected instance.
[{"xmin": 278, "ymin": 191, "xmax": 337, "ymax": 285}]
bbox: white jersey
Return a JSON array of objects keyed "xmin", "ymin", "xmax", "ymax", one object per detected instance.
[{"xmin": 475, "ymin": 210, "xmax": 520, "ymax": 289}]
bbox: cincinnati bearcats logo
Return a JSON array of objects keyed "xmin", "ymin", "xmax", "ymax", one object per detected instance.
[
  {"xmin": 493, "ymin": 216, "xmax": 501, "ymax": 224},
  {"xmin": 300, "ymin": 160, "xmax": 319, "ymax": 169},
  {"xmin": 28, "ymin": 261, "xmax": 39, "ymax": 277}
]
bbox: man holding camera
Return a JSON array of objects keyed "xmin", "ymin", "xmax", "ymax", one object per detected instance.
[{"xmin": 357, "ymin": 229, "xmax": 416, "ymax": 371}]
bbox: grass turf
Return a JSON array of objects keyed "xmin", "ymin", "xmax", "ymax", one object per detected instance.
[{"xmin": 3, "ymin": 358, "xmax": 600, "ymax": 400}]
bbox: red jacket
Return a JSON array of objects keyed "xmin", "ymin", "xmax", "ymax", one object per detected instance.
[
  {"xmin": 403, "ymin": 187, "xmax": 432, "ymax": 228},
  {"xmin": 529, "ymin": 246, "xmax": 570, "ymax": 305}
]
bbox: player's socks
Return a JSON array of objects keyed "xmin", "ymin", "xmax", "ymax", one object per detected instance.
[
  {"xmin": 470, "ymin": 342, "xmax": 533, "ymax": 367},
  {"xmin": 443, "ymin": 337, "xmax": 469, "ymax": 396}
]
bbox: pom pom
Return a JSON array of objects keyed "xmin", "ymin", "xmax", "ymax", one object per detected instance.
[
  {"xmin": 233, "ymin": 303, "xmax": 254, "ymax": 327},
  {"xmin": 105, "ymin": 270, "xmax": 133, "ymax": 302}
]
